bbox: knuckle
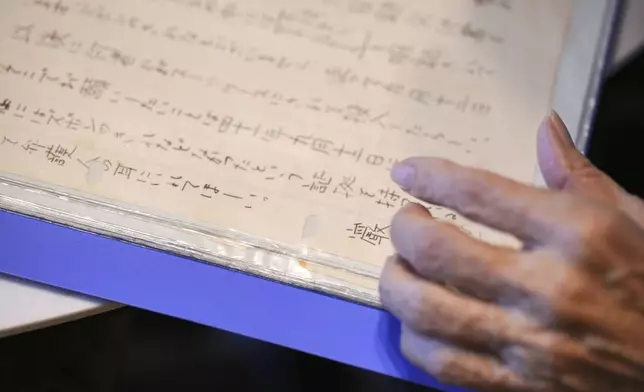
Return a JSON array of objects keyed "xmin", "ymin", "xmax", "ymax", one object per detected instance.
[
  {"xmin": 542, "ymin": 266, "xmax": 593, "ymax": 312},
  {"xmin": 518, "ymin": 253, "xmax": 589, "ymax": 316},
  {"xmin": 576, "ymin": 208, "xmax": 623, "ymax": 245},
  {"xmin": 555, "ymin": 273, "xmax": 586, "ymax": 301}
]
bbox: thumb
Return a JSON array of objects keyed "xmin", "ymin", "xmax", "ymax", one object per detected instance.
[
  {"xmin": 537, "ymin": 111, "xmax": 644, "ymax": 223},
  {"xmin": 537, "ymin": 111, "xmax": 608, "ymax": 194}
]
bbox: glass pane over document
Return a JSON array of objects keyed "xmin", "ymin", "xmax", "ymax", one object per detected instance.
[{"xmin": 0, "ymin": 0, "xmax": 574, "ymax": 302}]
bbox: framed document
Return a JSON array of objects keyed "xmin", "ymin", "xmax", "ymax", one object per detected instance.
[{"xmin": 0, "ymin": 0, "xmax": 620, "ymax": 306}]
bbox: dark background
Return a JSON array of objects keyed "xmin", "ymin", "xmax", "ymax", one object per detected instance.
[
  {"xmin": 1, "ymin": 25, "xmax": 643, "ymax": 392},
  {"xmin": 588, "ymin": 48, "xmax": 644, "ymax": 198}
]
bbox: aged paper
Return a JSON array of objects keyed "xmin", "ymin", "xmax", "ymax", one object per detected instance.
[{"xmin": 0, "ymin": 0, "xmax": 574, "ymax": 269}]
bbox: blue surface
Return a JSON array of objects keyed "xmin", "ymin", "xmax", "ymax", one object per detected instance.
[{"xmin": 0, "ymin": 209, "xmax": 470, "ymax": 392}]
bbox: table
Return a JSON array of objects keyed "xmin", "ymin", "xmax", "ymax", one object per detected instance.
[{"xmin": 0, "ymin": 275, "xmax": 118, "ymax": 338}]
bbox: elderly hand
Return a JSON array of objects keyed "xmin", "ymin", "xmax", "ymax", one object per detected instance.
[{"xmin": 379, "ymin": 113, "xmax": 644, "ymax": 392}]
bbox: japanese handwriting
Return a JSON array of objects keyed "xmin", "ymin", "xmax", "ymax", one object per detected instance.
[{"xmin": 0, "ymin": 0, "xmax": 575, "ymax": 267}]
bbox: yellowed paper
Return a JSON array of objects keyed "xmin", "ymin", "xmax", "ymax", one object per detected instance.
[{"xmin": 0, "ymin": 0, "xmax": 574, "ymax": 270}]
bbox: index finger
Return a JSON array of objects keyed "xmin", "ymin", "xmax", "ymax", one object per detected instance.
[{"xmin": 390, "ymin": 157, "xmax": 581, "ymax": 244}]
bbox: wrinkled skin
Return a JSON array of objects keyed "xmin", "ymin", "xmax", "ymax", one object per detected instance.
[{"xmin": 379, "ymin": 113, "xmax": 644, "ymax": 392}]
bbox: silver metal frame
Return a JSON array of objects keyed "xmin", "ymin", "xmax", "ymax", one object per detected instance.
[{"xmin": 578, "ymin": 0, "xmax": 621, "ymax": 152}]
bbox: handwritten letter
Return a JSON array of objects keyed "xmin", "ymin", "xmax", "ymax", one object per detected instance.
[{"xmin": 0, "ymin": 0, "xmax": 574, "ymax": 268}]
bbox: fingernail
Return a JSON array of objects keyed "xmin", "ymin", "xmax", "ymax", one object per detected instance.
[
  {"xmin": 550, "ymin": 110, "xmax": 574, "ymax": 147},
  {"xmin": 391, "ymin": 163, "xmax": 415, "ymax": 190}
]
